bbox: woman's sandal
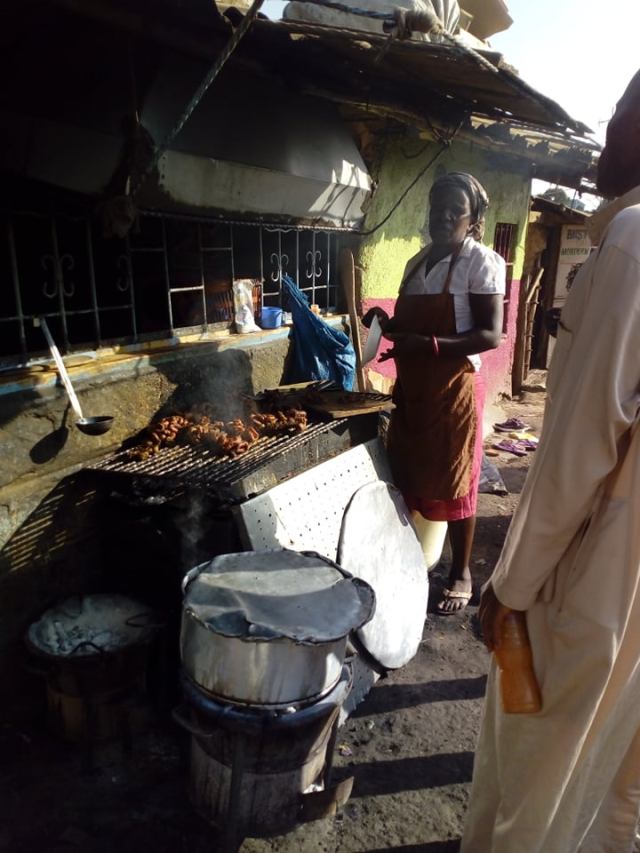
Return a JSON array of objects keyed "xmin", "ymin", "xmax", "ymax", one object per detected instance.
[{"xmin": 437, "ymin": 588, "xmax": 473, "ymax": 614}]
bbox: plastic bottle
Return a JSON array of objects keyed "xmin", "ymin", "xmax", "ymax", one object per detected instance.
[{"xmin": 494, "ymin": 611, "xmax": 542, "ymax": 714}]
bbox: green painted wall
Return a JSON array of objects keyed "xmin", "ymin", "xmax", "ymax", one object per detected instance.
[{"xmin": 358, "ymin": 138, "xmax": 531, "ymax": 299}]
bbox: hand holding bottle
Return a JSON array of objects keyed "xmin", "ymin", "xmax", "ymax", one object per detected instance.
[{"xmin": 480, "ymin": 584, "xmax": 542, "ymax": 715}]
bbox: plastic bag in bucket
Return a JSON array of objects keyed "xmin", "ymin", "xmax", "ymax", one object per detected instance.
[{"xmin": 282, "ymin": 275, "xmax": 355, "ymax": 390}]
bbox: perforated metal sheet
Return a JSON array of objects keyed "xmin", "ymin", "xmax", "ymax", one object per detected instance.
[{"xmin": 235, "ymin": 439, "xmax": 391, "ymax": 559}]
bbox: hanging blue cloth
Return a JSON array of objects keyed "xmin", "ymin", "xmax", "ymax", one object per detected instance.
[{"xmin": 282, "ymin": 275, "xmax": 355, "ymax": 390}]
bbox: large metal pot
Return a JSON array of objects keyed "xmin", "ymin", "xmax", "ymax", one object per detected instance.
[{"xmin": 180, "ymin": 550, "xmax": 375, "ymax": 707}]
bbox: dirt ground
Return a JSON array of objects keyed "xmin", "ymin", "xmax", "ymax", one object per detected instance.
[{"xmin": 1, "ymin": 383, "xmax": 548, "ymax": 853}]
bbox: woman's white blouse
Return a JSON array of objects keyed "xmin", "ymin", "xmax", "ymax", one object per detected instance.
[{"xmin": 402, "ymin": 236, "xmax": 507, "ymax": 369}]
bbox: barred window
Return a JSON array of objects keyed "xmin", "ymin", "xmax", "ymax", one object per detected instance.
[
  {"xmin": 1, "ymin": 210, "xmax": 344, "ymax": 368},
  {"xmin": 493, "ymin": 222, "xmax": 517, "ymax": 333}
]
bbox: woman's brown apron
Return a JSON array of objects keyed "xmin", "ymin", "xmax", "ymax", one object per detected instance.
[{"xmin": 387, "ymin": 249, "xmax": 477, "ymax": 501}]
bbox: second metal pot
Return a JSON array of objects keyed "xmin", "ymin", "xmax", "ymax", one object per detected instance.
[
  {"xmin": 181, "ymin": 615, "xmax": 346, "ymax": 707},
  {"xmin": 180, "ymin": 550, "xmax": 375, "ymax": 707}
]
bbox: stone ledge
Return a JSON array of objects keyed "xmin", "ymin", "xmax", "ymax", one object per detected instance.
[{"xmin": 0, "ymin": 315, "xmax": 349, "ymax": 399}]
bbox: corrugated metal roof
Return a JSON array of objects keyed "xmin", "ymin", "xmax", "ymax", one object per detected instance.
[
  {"xmin": 3, "ymin": 0, "xmax": 597, "ymax": 200},
  {"xmin": 246, "ymin": 17, "xmax": 592, "ymax": 137},
  {"xmin": 45, "ymin": 0, "xmax": 592, "ymax": 138},
  {"xmin": 531, "ymin": 196, "xmax": 591, "ymax": 222}
]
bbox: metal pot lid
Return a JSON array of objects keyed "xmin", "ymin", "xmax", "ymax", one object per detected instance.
[
  {"xmin": 337, "ymin": 482, "xmax": 429, "ymax": 670},
  {"xmin": 27, "ymin": 594, "xmax": 156, "ymax": 658},
  {"xmin": 182, "ymin": 549, "xmax": 375, "ymax": 644}
]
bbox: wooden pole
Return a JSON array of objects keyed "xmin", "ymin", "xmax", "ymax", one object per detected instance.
[
  {"xmin": 511, "ymin": 272, "xmax": 529, "ymax": 398},
  {"xmin": 512, "ymin": 268, "xmax": 544, "ymax": 397},
  {"xmin": 339, "ymin": 248, "xmax": 365, "ymax": 391}
]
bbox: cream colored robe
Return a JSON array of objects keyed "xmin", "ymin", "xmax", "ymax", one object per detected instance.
[{"xmin": 462, "ymin": 189, "xmax": 640, "ymax": 853}]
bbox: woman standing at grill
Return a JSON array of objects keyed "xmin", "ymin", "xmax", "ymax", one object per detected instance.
[{"xmin": 364, "ymin": 172, "xmax": 505, "ymax": 613}]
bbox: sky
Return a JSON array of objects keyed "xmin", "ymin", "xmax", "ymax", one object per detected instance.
[{"xmin": 490, "ymin": 0, "xmax": 640, "ymax": 146}]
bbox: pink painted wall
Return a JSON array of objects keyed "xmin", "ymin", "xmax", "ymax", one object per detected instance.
[
  {"xmin": 482, "ymin": 279, "xmax": 521, "ymax": 401},
  {"xmin": 362, "ymin": 279, "xmax": 521, "ymax": 402}
]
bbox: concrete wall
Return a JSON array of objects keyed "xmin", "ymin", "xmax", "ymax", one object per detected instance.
[
  {"xmin": 0, "ymin": 330, "xmax": 299, "ymax": 545},
  {"xmin": 358, "ymin": 138, "xmax": 531, "ymax": 402}
]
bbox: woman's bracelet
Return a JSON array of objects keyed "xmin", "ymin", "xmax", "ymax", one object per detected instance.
[{"xmin": 431, "ymin": 335, "xmax": 440, "ymax": 356}]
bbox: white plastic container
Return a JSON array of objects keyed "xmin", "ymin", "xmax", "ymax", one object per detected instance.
[{"xmin": 411, "ymin": 514, "xmax": 448, "ymax": 571}]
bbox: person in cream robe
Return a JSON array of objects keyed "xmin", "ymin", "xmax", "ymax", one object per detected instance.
[{"xmin": 462, "ymin": 71, "xmax": 640, "ymax": 853}]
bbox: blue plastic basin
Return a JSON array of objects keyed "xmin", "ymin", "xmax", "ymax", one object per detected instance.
[{"xmin": 260, "ymin": 307, "xmax": 283, "ymax": 329}]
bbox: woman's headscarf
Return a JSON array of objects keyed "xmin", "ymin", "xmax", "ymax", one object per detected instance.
[{"xmin": 429, "ymin": 172, "xmax": 490, "ymax": 241}]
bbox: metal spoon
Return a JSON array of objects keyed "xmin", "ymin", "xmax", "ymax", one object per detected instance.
[{"xmin": 35, "ymin": 318, "xmax": 114, "ymax": 436}]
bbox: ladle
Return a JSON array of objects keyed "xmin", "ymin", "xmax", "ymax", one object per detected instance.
[{"xmin": 35, "ymin": 318, "xmax": 114, "ymax": 436}]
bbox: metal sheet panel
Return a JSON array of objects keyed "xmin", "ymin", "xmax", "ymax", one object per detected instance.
[
  {"xmin": 151, "ymin": 150, "xmax": 369, "ymax": 225},
  {"xmin": 235, "ymin": 438, "xmax": 391, "ymax": 557},
  {"xmin": 337, "ymin": 481, "xmax": 428, "ymax": 669},
  {"xmin": 142, "ymin": 60, "xmax": 371, "ymax": 189},
  {"xmin": 0, "ymin": 110, "xmax": 121, "ymax": 196}
]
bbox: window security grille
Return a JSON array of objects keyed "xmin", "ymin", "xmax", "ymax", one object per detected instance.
[
  {"xmin": 493, "ymin": 222, "xmax": 517, "ymax": 333},
  {"xmin": 0, "ymin": 211, "xmax": 342, "ymax": 367}
]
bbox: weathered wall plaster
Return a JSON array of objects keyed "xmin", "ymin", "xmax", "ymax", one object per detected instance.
[
  {"xmin": 0, "ymin": 329, "xmax": 299, "ymax": 543},
  {"xmin": 358, "ymin": 137, "xmax": 531, "ymax": 400}
]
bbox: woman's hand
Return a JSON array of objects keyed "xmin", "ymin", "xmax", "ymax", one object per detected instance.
[
  {"xmin": 384, "ymin": 332, "xmax": 433, "ymax": 353},
  {"xmin": 378, "ymin": 348, "xmax": 396, "ymax": 363},
  {"xmin": 362, "ymin": 306, "xmax": 390, "ymax": 331},
  {"xmin": 479, "ymin": 583, "xmax": 513, "ymax": 652},
  {"xmin": 378, "ymin": 333, "xmax": 435, "ymax": 362}
]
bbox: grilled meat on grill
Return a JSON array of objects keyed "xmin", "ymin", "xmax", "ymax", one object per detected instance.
[{"xmin": 124, "ymin": 407, "xmax": 308, "ymax": 461}]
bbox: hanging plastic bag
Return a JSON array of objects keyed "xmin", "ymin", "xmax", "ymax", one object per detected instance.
[
  {"xmin": 233, "ymin": 279, "xmax": 261, "ymax": 333},
  {"xmin": 282, "ymin": 275, "xmax": 356, "ymax": 390}
]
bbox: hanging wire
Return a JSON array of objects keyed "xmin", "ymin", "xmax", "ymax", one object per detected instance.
[
  {"xmin": 359, "ymin": 123, "xmax": 462, "ymax": 237},
  {"xmin": 401, "ymin": 136, "xmax": 437, "ymax": 160},
  {"xmin": 305, "ymin": 117, "xmax": 462, "ymax": 236}
]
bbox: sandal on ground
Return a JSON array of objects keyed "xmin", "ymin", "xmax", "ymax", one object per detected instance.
[
  {"xmin": 437, "ymin": 587, "xmax": 473, "ymax": 614},
  {"xmin": 494, "ymin": 417, "xmax": 531, "ymax": 432},
  {"xmin": 493, "ymin": 440, "xmax": 527, "ymax": 457}
]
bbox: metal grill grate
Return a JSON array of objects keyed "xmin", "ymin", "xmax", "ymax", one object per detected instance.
[{"xmin": 88, "ymin": 419, "xmax": 361, "ymax": 504}]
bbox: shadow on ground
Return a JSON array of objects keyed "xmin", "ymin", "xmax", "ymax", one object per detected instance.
[{"xmin": 351, "ymin": 677, "xmax": 487, "ymax": 716}]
